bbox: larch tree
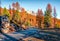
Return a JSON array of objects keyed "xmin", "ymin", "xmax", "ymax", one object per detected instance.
[
  {"xmin": 2, "ymin": 7, "xmax": 10, "ymax": 19},
  {"xmin": 9, "ymin": 5, "xmax": 12, "ymax": 20},
  {"xmin": 36, "ymin": 9, "xmax": 43, "ymax": 29},
  {"xmin": 15, "ymin": 2, "xmax": 20, "ymax": 10}
]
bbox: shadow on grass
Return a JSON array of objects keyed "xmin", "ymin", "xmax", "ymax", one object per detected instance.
[
  {"xmin": 16, "ymin": 29, "xmax": 60, "ymax": 41},
  {"xmin": 1, "ymin": 32, "xmax": 19, "ymax": 41},
  {"xmin": 1, "ymin": 29, "xmax": 60, "ymax": 41}
]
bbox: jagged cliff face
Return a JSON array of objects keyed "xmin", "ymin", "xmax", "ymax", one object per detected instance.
[{"xmin": 0, "ymin": 15, "xmax": 15, "ymax": 33}]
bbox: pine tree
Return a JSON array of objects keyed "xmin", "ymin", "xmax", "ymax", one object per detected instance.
[
  {"xmin": 25, "ymin": 21, "xmax": 31, "ymax": 26},
  {"xmin": 53, "ymin": 7, "xmax": 57, "ymax": 28},
  {"xmin": 12, "ymin": 2, "xmax": 21, "ymax": 22},
  {"xmin": 44, "ymin": 4, "xmax": 52, "ymax": 28},
  {"xmin": 13, "ymin": 10, "xmax": 21, "ymax": 22}
]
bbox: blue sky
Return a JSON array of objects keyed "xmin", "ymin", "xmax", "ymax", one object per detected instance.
[{"xmin": 1, "ymin": 0, "xmax": 60, "ymax": 19}]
